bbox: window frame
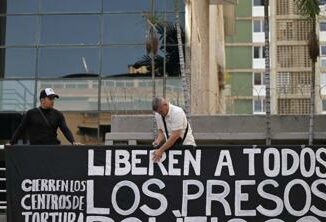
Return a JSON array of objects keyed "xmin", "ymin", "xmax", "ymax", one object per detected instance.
[
  {"xmin": 321, "ymin": 45, "xmax": 326, "ymax": 57},
  {"xmin": 253, "ymin": 0, "xmax": 264, "ymax": 6},
  {"xmin": 320, "ymin": 21, "xmax": 326, "ymax": 32},
  {"xmin": 253, "ymin": 19, "xmax": 264, "ymax": 33},
  {"xmin": 322, "ymin": 99, "xmax": 326, "ymax": 113},
  {"xmin": 253, "ymin": 46, "xmax": 266, "ymax": 59},
  {"xmin": 253, "ymin": 72, "xmax": 265, "ymax": 85},
  {"xmin": 253, "ymin": 98, "xmax": 266, "ymax": 114}
]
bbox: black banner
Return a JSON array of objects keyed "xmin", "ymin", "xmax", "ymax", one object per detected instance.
[{"xmin": 5, "ymin": 145, "xmax": 326, "ymax": 222}]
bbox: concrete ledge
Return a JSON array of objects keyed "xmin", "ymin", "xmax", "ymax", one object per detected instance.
[
  {"xmin": 273, "ymin": 132, "xmax": 326, "ymax": 140},
  {"xmin": 105, "ymin": 132, "xmax": 326, "ymax": 144},
  {"xmin": 105, "ymin": 115, "xmax": 326, "ymax": 145},
  {"xmin": 105, "ymin": 133, "xmax": 153, "ymax": 145},
  {"xmin": 106, "ymin": 133, "xmax": 153, "ymax": 140}
]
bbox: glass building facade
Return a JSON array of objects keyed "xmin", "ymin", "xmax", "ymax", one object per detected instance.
[{"xmin": 0, "ymin": 0, "xmax": 185, "ymax": 144}]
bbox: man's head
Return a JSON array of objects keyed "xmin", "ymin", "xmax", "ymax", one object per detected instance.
[
  {"xmin": 152, "ymin": 97, "xmax": 169, "ymax": 116},
  {"xmin": 39, "ymin": 88, "xmax": 59, "ymax": 109}
]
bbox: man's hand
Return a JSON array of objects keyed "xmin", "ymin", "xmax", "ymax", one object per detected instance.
[
  {"xmin": 152, "ymin": 141, "xmax": 160, "ymax": 148},
  {"xmin": 72, "ymin": 142, "xmax": 83, "ymax": 145},
  {"xmin": 152, "ymin": 148, "xmax": 164, "ymax": 162}
]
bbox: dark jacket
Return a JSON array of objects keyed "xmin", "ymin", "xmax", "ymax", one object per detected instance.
[{"xmin": 10, "ymin": 107, "xmax": 75, "ymax": 145}]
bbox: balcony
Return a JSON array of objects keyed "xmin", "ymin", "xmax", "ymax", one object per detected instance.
[{"xmin": 253, "ymin": 58, "xmax": 266, "ymax": 69}]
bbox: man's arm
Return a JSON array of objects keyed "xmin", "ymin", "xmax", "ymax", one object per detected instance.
[
  {"xmin": 58, "ymin": 113, "xmax": 75, "ymax": 144},
  {"xmin": 58, "ymin": 113, "xmax": 82, "ymax": 145},
  {"xmin": 153, "ymin": 129, "xmax": 165, "ymax": 147},
  {"xmin": 152, "ymin": 129, "xmax": 181, "ymax": 162}
]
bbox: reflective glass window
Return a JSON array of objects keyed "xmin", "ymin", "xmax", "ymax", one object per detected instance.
[
  {"xmin": 41, "ymin": 0, "xmax": 101, "ymax": 12},
  {"xmin": 157, "ymin": 0, "xmax": 185, "ymax": 12},
  {"xmin": 254, "ymin": 72, "xmax": 262, "ymax": 85},
  {"xmin": 6, "ymin": 0, "xmax": 38, "ymax": 14},
  {"xmin": 103, "ymin": 14, "xmax": 146, "ymax": 44},
  {"xmin": 254, "ymin": 99, "xmax": 262, "ymax": 112},
  {"xmin": 320, "ymin": 22, "xmax": 326, "ymax": 31},
  {"xmin": 163, "ymin": 45, "xmax": 182, "ymax": 76},
  {"xmin": 254, "ymin": 20, "xmax": 261, "ymax": 32},
  {"xmin": 103, "ymin": 13, "xmax": 184, "ymax": 45},
  {"xmin": 38, "ymin": 80, "xmax": 98, "ymax": 111},
  {"xmin": 0, "ymin": 80, "xmax": 35, "ymax": 111},
  {"xmin": 254, "ymin": 47, "xmax": 260, "ymax": 58},
  {"xmin": 253, "ymin": 0, "xmax": 264, "ymax": 6},
  {"xmin": 254, "ymin": 99, "xmax": 265, "ymax": 113},
  {"xmin": 103, "ymin": 0, "xmax": 150, "ymax": 12},
  {"xmin": 38, "ymin": 47, "xmax": 100, "ymax": 77},
  {"xmin": 102, "ymin": 46, "xmax": 146, "ymax": 76},
  {"xmin": 321, "ymin": 45, "xmax": 326, "ymax": 56},
  {"xmin": 40, "ymin": 15, "xmax": 100, "ymax": 45},
  {"xmin": 320, "ymin": 0, "xmax": 326, "ymax": 6},
  {"xmin": 322, "ymin": 59, "xmax": 326, "ymax": 68},
  {"xmin": 321, "ymin": 73, "xmax": 326, "ymax": 85},
  {"xmin": 101, "ymin": 78, "xmax": 153, "ymax": 111},
  {"xmin": 254, "ymin": 72, "xmax": 267, "ymax": 85},
  {"xmin": 164, "ymin": 12, "xmax": 185, "ymax": 27},
  {"xmin": 253, "ymin": 20, "xmax": 264, "ymax": 32},
  {"xmin": 321, "ymin": 73, "xmax": 326, "ymax": 98},
  {"xmin": 101, "ymin": 11, "xmax": 185, "ymax": 45},
  {"xmin": 100, "ymin": 77, "xmax": 183, "ymax": 111},
  {"xmin": 253, "ymin": 46, "xmax": 265, "ymax": 59},
  {"xmin": 4, "ymin": 48, "xmax": 36, "ymax": 78},
  {"xmin": 103, "ymin": 0, "xmax": 184, "ymax": 12},
  {"xmin": 1, "ymin": 16, "xmax": 38, "ymax": 46}
]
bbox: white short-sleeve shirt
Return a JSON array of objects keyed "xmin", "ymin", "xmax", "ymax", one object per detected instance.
[{"xmin": 155, "ymin": 103, "xmax": 196, "ymax": 146}]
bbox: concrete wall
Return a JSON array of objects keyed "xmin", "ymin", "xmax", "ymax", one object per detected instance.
[
  {"xmin": 190, "ymin": 0, "xmax": 227, "ymax": 114},
  {"xmin": 106, "ymin": 115, "xmax": 326, "ymax": 145}
]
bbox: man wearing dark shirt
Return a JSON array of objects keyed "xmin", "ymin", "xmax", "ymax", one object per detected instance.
[{"xmin": 9, "ymin": 88, "xmax": 80, "ymax": 145}]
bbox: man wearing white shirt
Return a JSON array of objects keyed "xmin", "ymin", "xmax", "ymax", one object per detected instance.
[{"xmin": 152, "ymin": 97, "xmax": 196, "ymax": 162}]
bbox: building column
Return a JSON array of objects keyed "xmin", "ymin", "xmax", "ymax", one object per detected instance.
[
  {"xmin": 190, "ymin": 0, "xmax": 210, "ymax": 114},
  {"xmin": 189, "ymin": 0, "xmax": 229, "ymax": 114}
]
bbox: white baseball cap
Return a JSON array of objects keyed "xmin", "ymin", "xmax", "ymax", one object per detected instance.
[{"xmin": 39, "ymin": 88, "xmax": 59, "ymax": 99}]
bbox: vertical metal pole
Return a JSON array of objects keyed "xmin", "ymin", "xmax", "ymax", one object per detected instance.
[
  {"xmin": 309, "ymin": 19, "xmax": 317, "ymax": 145},
  {"xmin": 163, "ymin": 13, "xmax": 167, "ymax": 98},
  {"xmin": 151, "ymin": 0, "xmax": 157, "ymax": 139},
  {"xmin": 34, "ymin": 0, "xmax": 42, "ymax": 108},
  {"xmin": 264, "ymin": 0, "xmax": 271, "ymax": 145},
  {"xmin": 175, "ymin": 0, "xmax": 190, "ymax": 117},
  {"xmin": 97, "ymin": 0, "xmax": 104, "ymax": 144}
]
